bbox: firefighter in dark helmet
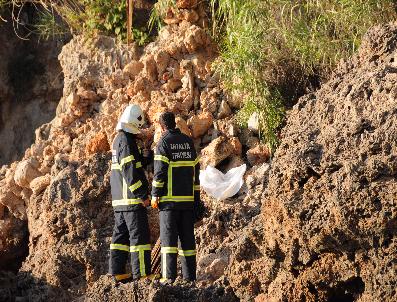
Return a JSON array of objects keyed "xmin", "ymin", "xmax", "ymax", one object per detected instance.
[
  {"xmin": 151, "ymin": 112, "xmax": 200, "ymax": 283},
  {"xmin": 109, "ymin": 104, "xmax": 152, "ymax": 282}
]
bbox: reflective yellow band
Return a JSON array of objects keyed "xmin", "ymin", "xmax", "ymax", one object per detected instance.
[
  {"xmin": 112, "ymin": 199, "xmax": 143, "ymax": 206},
  {"xmin": 130, "ymin": 244, "xmax": 151, "ymax": 252},
  {"xmin": 130, "ymin": 244, "xmax": 151, "ymax": 277},
  {"xmin": 194, "ymin": 185, "xmax": 200, "ymax": 190},
  {"xmin": 139, "ymin": 250, "xmax": 146, "ymax": 277},
  {"xmin": 161, "ymin": 247, "xmax": 178, "ymax": 253},
  {"xmin": 154, "ymin": 155, "xmax": 169, "ymax": 164},
  {"xmin": 152, "ymin": 180, "xmax": 164, "ymax": 188},
  {"xmin": 120, "ymin": 155, "xmax": 135, "ymax": 167},
  {"xmin": 160, "ymin": 196, "xmax": 194, "ymax": 203},
  {"xmin": 123, "ymin": 178, "xmax": 128, "ymax": 199},
  {"xmin": 110, "ymin": 243, "xmax": 129, "ymax": 252},
  {"xmin": 178, "ymin": 249, "xmax": 196, "ymax": 256},
  {"xmin": 169, "ymin": 158, "xmax": 199, "ymax": 167},
  {"xmin": 129, "ymin": 180, "xmax": 142, "ymax": 192},
  {"xmin": 111, "ymin": 163, "xmax": 121, "ymax": 170},
  {"xmin": 136, "ymin": 162, "xmax": 142, "ymax": 168},
  {"xmin": 163, "ymin": 253, "xmax": 167, "ymax": 279}
]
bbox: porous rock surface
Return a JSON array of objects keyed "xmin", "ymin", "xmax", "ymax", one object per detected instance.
[{"xmin": 220, "ymin": 23, "xmax": 397, "ymax": 301}]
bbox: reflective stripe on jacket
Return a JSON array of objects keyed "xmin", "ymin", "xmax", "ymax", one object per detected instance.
[
  {"xmin": 151, "ymin": 128, "xmax": 200, "ymax": 210},
  {"xmin": 111, "ymin": 130, "xmax": 149, "ymax": 211}
]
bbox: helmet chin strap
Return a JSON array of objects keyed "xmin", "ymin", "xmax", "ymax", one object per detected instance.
[{"xmin": 116, "ymin": 122, "xmax": 141, "ymax": 134}]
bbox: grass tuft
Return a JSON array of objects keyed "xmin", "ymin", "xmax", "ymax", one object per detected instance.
[{"xmin": 210, "ymin": 0, "xmax": 397, "ymax": 150}]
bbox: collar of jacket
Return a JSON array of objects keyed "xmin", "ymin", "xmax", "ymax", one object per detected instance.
[
  {"xmin": 119, "ymin": 130, "xmax": 137, "ymax": 138},
  {"xmin": 166, "ymin": 128, "xmax": 181, "ymax": 134}
]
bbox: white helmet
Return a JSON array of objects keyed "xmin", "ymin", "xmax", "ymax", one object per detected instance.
[{"xmin": 116, "ymin": 104, "xmax": 145, "ymax": 134}]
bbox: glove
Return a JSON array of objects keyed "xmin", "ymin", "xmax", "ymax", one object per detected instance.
[{"xmin": 151, "ymin": 196, "xmax": 160, "ymax": 209}]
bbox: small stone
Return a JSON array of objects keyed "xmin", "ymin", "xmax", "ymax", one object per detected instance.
[
  {"xmin": 176, "ymin": 0, "xmax": 198, "ymax": 9},
  {"xmin": 123, "ymin": 60, "xmax": 144, "ymax": 78},
  {"xmin": 164, "ymin": 79, "xmax": 182, "ymax": 92},
  {"xmin": 246, "ymin": 144, "xmax": 271, "ymax": 166},
  {"xmin": 30, "ymin": 174, "xmax": 51, "ymax": 195},
  {"xmin": 217, "ymin": 100, "xmax": 232, "ymax": 119},
  {"xmin": 247, "ymin": 112, "xmax": 260, "ymax": 133},
  {"xmin": 154, "ymin": 51, "xmax": 170, "ymax": 76},
  {"xmin": 14, "ymin": 159, "xmax": 42, "ymax": 188}
]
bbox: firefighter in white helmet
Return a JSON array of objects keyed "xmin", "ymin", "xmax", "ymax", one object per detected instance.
[{"xmin": 109, "ymin": 104, "xmax": 152, "ymax": 282}]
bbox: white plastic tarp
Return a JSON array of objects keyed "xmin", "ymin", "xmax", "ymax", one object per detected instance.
[{"xmin": 199, "ymin": 164, "xmax": 246, "ymax": 201}]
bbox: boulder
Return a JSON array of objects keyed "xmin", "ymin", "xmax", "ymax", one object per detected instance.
[
  {"xmin": 188, "ymin": 112, "xmax": 213, "ymax": 138},
  {"xmin": 176, "ymin": 117, "xmax": 192, "ymax": 137},
  {"xmin": 200, "ymin": 136, "xmax": 242, "ymax": 168}
]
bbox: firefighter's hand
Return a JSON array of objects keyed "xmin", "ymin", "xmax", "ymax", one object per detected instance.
[
  {"xmin": 143, "ymin": 198, "xmax": 151, "ymax": 207},
  {"xmin": 151, "ymin": 197, "xmax": 160, "ymax": 209}
]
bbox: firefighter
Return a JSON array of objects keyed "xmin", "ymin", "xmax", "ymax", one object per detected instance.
[
  {"xmin": 109, "ymin": 104, "xmax": 152, "ymax": 283},
  {"xmin": 151, "ymin": 112, "xmax": 200, "ymax": 283}
]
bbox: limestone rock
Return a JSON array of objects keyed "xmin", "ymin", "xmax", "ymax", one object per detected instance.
[
  {"xmin": 246, "ymin": 144, "xmax": 270, "ymax": 166},
  {"xmin": 178, "ymin": 9, "xmax": 200, "ymax": 23},
  {"xmin": 14, "ymin": 158, "xmax": 42, "ymax": 188},
  {"xmin": 200, "ymin": 136, "xmax": 241, "ymax": 168},
  {"xmin": 217, "ymin": 100, "xmax": 232, "ymax": 119},
  {"xmin": 200, "ymin": 87, "xmax": 220, "ymax": 114},
  {"xmin": 154, "ymin": 50, "xmax": 170, "ymax": 76},
  {"xmin": 188, "ymin": 112, "xmax": 213, "ymax": 138},
  {"xmin": 85, "ymin": 132, "xmax": 110, "ymax": 155},
  {"xmin": 142, "ymin": 55, "xmax": 158, "ymax": 82},
  {"xmin": 256, "ymin": 23, "xmax": 397, "ymax": 301},
  {"xmin": 77, "ymin": 87, "xmax": 99, "ymax": 102},
  {"xmin": 123, "ymin": 60, "xmax": 144, "ymax": 78},
  {"xmin": 163, "ymin": 78, "xmax": 182, "ymax": 92},
  {"xmin": 29, "ymin": 174, "xmax": 51, "ymax": 195},
  {"xmin": 176, "ymin": 117, "xmax": 192, "ymax": 137},
  {"xmin": 245, "ymin": 163, "xmax": 270, "ymax": 189},
  {"xmin": 177, "ymin": 0, "xmax": 198, "ymax": 9},
  {"xmin": 184, "ymin": 25, "xmax": 209, "ymax": 54}
]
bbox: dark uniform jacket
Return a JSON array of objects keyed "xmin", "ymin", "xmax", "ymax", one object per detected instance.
[
  {"xmin": 111, "ymin": 130, "xmax": 149, "ymax": 211},
  {"xmin": 151, "ymin": 128, "xmax": 200, "ymax": 211}
]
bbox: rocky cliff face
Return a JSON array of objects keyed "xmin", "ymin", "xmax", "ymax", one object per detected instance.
[
  {"xmin": 202, "ymin": 23, "xmax": 397, "ymax": 302},
  {"xmin": 0, "ymin": 19, "xmax": 65, "ymax": 167},
  {"xmin": 0, "ymin": 2, "xmax": 396, "ymax": 302},
  {"xmin": 257, "ymin": 23, "xmax": 397, "ymax": 302}
]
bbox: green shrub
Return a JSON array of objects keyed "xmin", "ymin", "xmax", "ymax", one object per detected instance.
[
  {"xmin": 2, "ymin": 0, "xmax": 152, "ymax": 44},
  {"xmin": 33, "ymin": 10, "xmax": 68, "ymax": 40},
  {"xmin": 210, "ymin": 0, "xmax": 397, "ymax": 150}
]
